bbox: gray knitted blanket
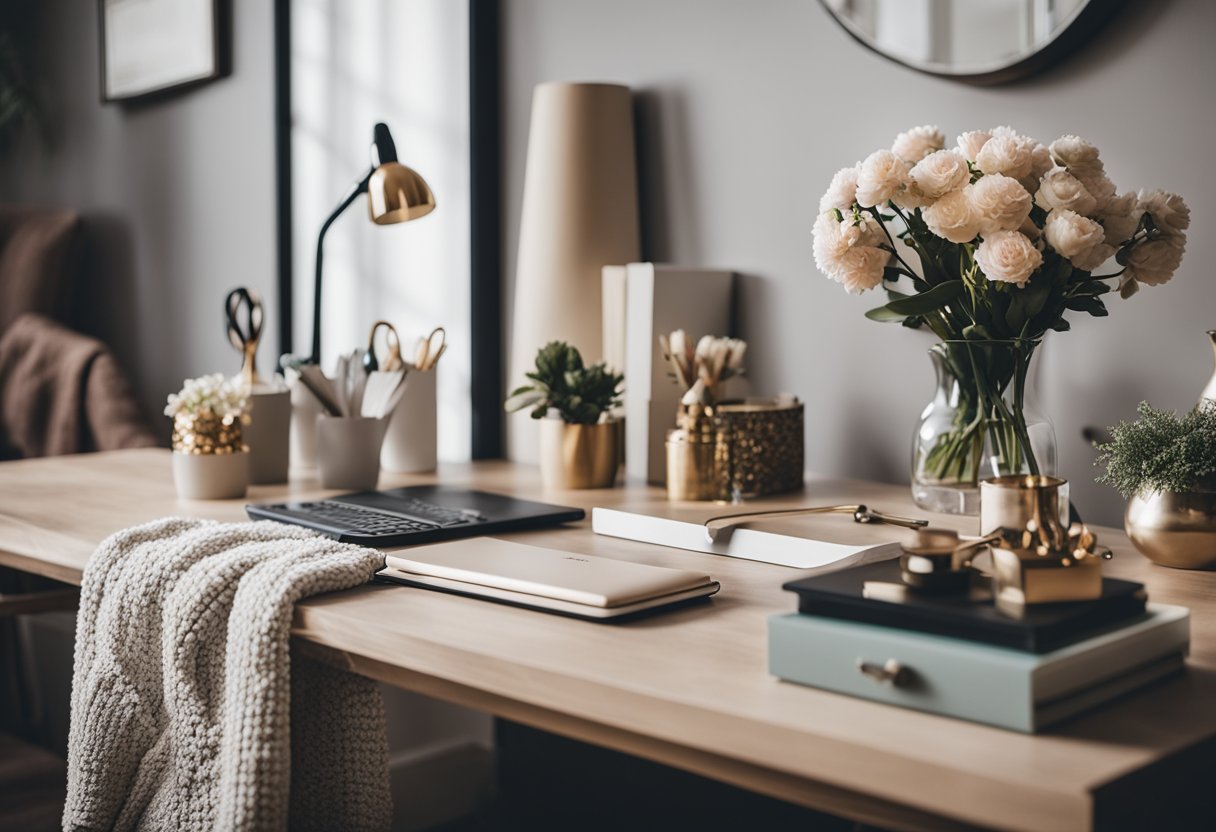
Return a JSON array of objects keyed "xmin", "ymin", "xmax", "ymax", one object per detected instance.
[{"xmin": 64, "ymin": 517, "xmax": 392, "ymax": 831}]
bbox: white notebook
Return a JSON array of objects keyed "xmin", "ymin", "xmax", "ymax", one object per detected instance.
[
  {"xmin": 592, "ymin": 507, "xmax": 904, "ymax": 570},
  {"xmin": 377, "ymin": 538, "xmax": 719, "ymax": 620}
]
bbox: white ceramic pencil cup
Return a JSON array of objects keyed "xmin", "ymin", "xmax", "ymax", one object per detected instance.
[
  {"xmin": 245, "ymin": 388, "xmax": 292, "ymax": 484},
  {"xmin": 316, "ymin": 415, "xmax": 389, "ymax": 491},
  {"xmin": 290, "ymin": 376, "xmax": 323, "ymax": 469},
  {"xmin": 382, "ymin": 368, "xmax": 437, "ymax": 473}
]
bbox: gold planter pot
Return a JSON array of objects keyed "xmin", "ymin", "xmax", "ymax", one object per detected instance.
[
  {"xmin": 1125, "ymin": 488, "xmax": 1216, "ymax": 570},
  {"xmin": 539, "ymin": 419, "xmax": 620, "ymax": 490}
]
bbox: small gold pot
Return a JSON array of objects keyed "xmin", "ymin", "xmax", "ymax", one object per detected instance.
[
  {"xmin": 539, "ymin": 419, "xmax": 620, "ymax": 490},
  {"xmin": 1126, "ymin": 488, "xmax": 1216, "ymax": 570}
]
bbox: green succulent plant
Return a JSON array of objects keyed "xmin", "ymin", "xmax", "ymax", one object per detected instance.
[
  {"xmin": 0, "ymin": 3, "xmax": 39, "ymax": 150},
  {"xmin": 505, "ymin": 341, "xmax": 623, "ymax": 425},
  {"xmin": 1096, "ymin": 402, "xmax": 1216, "ymax": 498}
]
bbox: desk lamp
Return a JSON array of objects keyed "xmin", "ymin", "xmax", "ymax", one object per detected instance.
[{"xmin": 303, "ymin": 122, "xmax": 435, "ymax": 365}]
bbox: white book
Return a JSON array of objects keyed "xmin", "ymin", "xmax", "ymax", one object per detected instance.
[
  {"xmin": 623, "ymin": 263, "xmax": 734, "ymax": 484},
  {"xmin": 592, "ymin": 507, "xmax": 904, "ymax": 570},
  {"xmin": 601, "ymin": 264, "xmax": 628, "ymax": 374}
]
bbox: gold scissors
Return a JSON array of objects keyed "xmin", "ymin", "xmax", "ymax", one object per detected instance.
[
  {"xmin": 414, "ymin": 326, "xmax": 446, "ymax": 372},
  {"xmin": 225, "ymin": 287, "xmax": 265, "ymax": 386},
  {"xmin": 363, "ymin": 320, "xmax": 403, "ymax": 373}
]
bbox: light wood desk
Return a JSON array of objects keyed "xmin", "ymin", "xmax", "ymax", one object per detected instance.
[{"xmin": 1, "ymin": 448, "xmax": 1213, "ymax": 831}]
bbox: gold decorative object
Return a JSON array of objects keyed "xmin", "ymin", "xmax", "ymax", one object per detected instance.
[
  {"xmin": 171, "ymin": 409, "xmax": 247, "ymax": 456},
  {"xmin": 979, "ymin": 475, "xmax": 1070, "ymax": 539},
  {"xmin": 899, "ymin": 528, "xmax": 974, "ymax": 593},
  {"xmin": 704, "ymin": 504, "xmax": 926, "ymax": 543},
  {"xmin": 1125, "ymin": 488, "xmax": 1216, "ymax": 570},
  {"xmin": 714, "ymin": 398, "xmax": 805, "ymax": 497},
  {"xmin": 539, "ymin": 419, "xmax": 620, "ymax": 490},
  {"xmin": 666, "ymin": 405, "xmax": 730, "ymax": 501}
]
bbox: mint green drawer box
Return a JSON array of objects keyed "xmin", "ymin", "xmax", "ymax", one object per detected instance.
[{"xmin": 767, "ymin": 604, "xmax": 1189, "ymax": 733}]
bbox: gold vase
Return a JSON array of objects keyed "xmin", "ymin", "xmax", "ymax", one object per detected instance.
[
  {"xmin": 539, "ymin": 419, "xmax": 620, "ymax": 490},
  {"xmin": 1125, "ymin": 488, "xmax": 1216, "ymax": 570}
]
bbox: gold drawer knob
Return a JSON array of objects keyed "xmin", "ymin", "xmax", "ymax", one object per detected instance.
[{"xmin": 857, "ymin": 658, "xmax": 911, "ymax": 687}]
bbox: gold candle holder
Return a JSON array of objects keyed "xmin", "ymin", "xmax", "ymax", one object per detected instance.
[{"xmin": 666, "ymin": 405, "xmax": 730, "ymax": 501}]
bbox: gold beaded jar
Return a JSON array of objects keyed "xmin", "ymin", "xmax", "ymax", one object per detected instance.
[
  {"xmin": 714, "ymin": 398, "xmax": 804, "ymax": 498},
  {"xmin": 171, "ymin": 408, "xmax": 250, "ymax": 500}
]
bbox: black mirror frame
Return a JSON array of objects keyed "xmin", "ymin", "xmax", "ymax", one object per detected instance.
[{"xmin": 819, "ymin": 0, "xmax": 1130, "ymax": 85}]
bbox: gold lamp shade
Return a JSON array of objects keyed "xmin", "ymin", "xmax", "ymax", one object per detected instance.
[{"xmin": 368, "ymin": 161, "xmax": 436, "ymax": 225}]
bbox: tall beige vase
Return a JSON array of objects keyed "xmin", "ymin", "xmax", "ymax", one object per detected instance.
[{"xmin": 509, "ymin": 82, "xmax": 641, "ymax": 460}]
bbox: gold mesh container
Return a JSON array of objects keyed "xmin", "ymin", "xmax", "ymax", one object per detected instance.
[{"xmin": 714, "ymin": 398, "xmax": 804, "ymax": 498}]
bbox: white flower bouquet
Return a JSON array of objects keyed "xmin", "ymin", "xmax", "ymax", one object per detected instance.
[{"xmin": 813, "ymin": 125, "xmax": 1189, "ymax": 492}]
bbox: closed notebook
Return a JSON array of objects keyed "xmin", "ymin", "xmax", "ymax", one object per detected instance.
[{"xmin": 377, "ymin": 537, "xmax": 719, "ymax": 619}]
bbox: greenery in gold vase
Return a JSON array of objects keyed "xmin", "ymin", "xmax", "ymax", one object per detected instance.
[
  {"xmin": 813, "ymin": 125, "xmax": 1190, "ymax": 483},
  {"xmin": 1096, "ymin": 402, "xmax": 1216, "ymax": 499},
  {"xmin": 505, "ymin": 341, "xmax": 623, "ymax": 425}
]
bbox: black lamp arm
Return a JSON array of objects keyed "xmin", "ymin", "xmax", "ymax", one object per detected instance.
[{"xmin": 308, "ymin": 168, "xmax": 374, "ymax": 365}]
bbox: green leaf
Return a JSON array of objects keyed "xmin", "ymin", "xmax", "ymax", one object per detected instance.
[
  {"xmin": 1068, "ymin": 281, "xmax": 1112, "ymax": 298},
  {"xmin": 1049, "ymin": 318, "xmax": 1072, "ymax": 332},
  {"xmin": 1065, "ymin": 297, "xmax": 1109, "ymax": 317},
  {"xmin": 865, "ymin": 281, "xmax": 964, "ymax": 323}
]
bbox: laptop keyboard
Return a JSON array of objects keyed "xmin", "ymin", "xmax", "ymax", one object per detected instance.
[{"xmin": 284, "ymin": 498, "xmax": 480, "ymax": 538}]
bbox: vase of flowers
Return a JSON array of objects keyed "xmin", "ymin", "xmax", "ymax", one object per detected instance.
[
  {"xmin": 813, "ymin": 125, "xmax": 1190, "ymax": 514},
  {"xmin": 505, "ymin": 341, "xmax": 624, "ymax": 489}
]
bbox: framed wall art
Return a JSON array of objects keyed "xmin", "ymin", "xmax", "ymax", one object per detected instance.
[{"xmin": 100, "ymin": 0, "xmax": 228, "ymax": 102}]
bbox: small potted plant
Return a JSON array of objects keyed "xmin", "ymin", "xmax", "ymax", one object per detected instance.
[
  {"xmin": 165, "ymin": 373, "xmax": 250, "ymax": 499},
  {"xmin": 1096, "ymin": 401, "xmax": 1216, "ymax": 569},
  {"xmin": 506, "ymin": 341, "xmax": 623, "ymax": 489}
]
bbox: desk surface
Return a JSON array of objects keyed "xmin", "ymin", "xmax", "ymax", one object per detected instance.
[{"xmin": 1, "ymin": 448, "xmax": 1213, "ymax": 832}]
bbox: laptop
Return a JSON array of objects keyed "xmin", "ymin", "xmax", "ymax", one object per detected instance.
[
  {"xmin": 376, "ymin": 537, "xmax": 720, "ymax": 621},
  {"xmin": 246, "ymin": 485, "xmax": 585, "ymax": 547}
]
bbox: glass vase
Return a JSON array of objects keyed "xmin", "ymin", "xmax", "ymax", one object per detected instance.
[{"xmin": 911, "ymin": 339, "xmax": 1057, "ymax": 516}]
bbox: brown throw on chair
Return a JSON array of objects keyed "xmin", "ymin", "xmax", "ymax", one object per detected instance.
[{"xmin": 0, "ymin": 313, "xmax": 156, "ymax": 459}]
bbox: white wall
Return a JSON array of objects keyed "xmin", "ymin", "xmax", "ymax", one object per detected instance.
[
  {"xmin": 0, "ymin": 0, "xmax": 278, "ymax": 430},
  {"xmin": 502, "ymin": 0, "xmax": 1216, "ymax": 525}
]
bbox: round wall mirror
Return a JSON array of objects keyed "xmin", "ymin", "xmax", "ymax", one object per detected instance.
[{"xmin": 820, "ymin": 0, "xmax": 1127, "ymax": 84}]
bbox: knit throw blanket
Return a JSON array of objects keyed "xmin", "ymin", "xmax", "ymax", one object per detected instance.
[{"xmin": 64, "ymin": 518, "xmax": 392, "ymax": 831}]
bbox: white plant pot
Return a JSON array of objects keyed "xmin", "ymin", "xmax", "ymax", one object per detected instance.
[
  {"xmin": 245, "ymin": 389, "xmax": 292, "ymax": 484},
  {"xmin": 173, "ymin": 451, "xmax": 249, "ymax": 500}
]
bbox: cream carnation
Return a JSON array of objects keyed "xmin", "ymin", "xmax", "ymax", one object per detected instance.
[
  {"xmin": 1049, "ymin": 135, "xmax": 1100, "ymax": 170},
  {"xmin": 812, "ymin": 212, "xmax": 850, "ymax": 277},
  {"xmin": 1138, "ymin": 189, "xmax": 1191, "ymax": 234},
  {"xmin": 855, "ymin": 149, "xmax": 910, "ymax": 208},
  {"xmin": 1030, "ymin": 144, "xmax": 1054, "ymax": 180},
  {"xmin": 923, "ymin": 189, "xmax": 980, "ymax": 244},
  {"xmin": 819, "ymin": 166, "xmax": 859, "ymax": 213},
  {"xmin": 1097, "ymin": 192, "xmax": 1140, "ymax": 244},
  {"xmin": 1044, "ymin": 209, "xmax": 1105, "ymax": 259},
  {"xmin": 974, "ymin": 230, "xmax": 1042, "ymax": 286},
  {"xmin": 835, "ymin": 246, "xmax": 890, "ymax": 294},
  {"xmin": 970, "ymin": 174, "xmax": 1033, "ymax": 235},
  {"xmin": 956, "ymin": 130, "xmax": 991, "ymax": 161},
  {"xmin": 891, "ymin": 125, "xmax": 945, "ymax": 163},
  {"xmin": 976, "ymin": 135, "xmax": 1034, "ymax": 180},
  {"xmin": 1070, "ymin": 243, "xmax": 1115, "ymax": 272},
  {"xmin": 1124, "ymin": 238, "xmax": 1184, "ymax": 286},
  {"xmin": 813, "ymin": 214, "xmax": 887, "ymax": 282},
  {"xmin": 1035, "ymin": 169, "xmax": 1098, "ymax": 216},
  {"xmin": 909, "ymin": 150, "xmax": 970, "ymax": 199}
]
